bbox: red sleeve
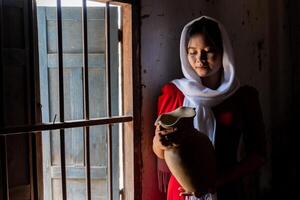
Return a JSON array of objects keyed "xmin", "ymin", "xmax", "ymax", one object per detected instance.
[{"xmin": 157, "ymin": 83, "xmax": 184, "ymax": 116}]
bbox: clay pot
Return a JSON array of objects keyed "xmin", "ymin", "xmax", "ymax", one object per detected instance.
[{"xmin": 155, "ymin": 106, "xmax": 217, "ymax": 195}]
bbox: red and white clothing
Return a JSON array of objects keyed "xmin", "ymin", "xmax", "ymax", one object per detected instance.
[{"xmin": 157, "ymin": 83, "xmax": 266, "ymax": 200}]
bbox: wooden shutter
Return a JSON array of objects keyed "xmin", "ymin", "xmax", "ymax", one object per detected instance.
[{"xmin": 37, "ymin": 6, "xmax": 119, "ymax": 200}]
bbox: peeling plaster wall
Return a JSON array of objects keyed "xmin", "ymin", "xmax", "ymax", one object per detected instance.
[{"xmin": 140, "ymin": 0, "xmax": 294, "ymax": 199}]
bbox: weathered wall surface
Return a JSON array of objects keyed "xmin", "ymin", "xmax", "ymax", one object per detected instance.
[
  {"xmin": 140, "ymin": 0, "xmax": 297, "ymax": 199},
  {"xmin": 268, "ymin": 1, "xmax": 299, "ymax": 199}
]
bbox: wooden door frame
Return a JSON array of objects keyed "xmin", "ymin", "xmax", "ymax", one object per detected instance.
[{"xmin": 121, "ymin": 1, "xmax": 142, "ymax": 200}]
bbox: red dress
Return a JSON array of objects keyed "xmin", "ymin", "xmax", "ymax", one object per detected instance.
[{"xmin": 156, "ymin": 82, "xmax": 266, "ymax": 200}]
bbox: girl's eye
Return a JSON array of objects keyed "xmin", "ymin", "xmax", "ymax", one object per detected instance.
[{"xmin": 188, "ymin": 51, "xmax": 197, "ymax": 55}]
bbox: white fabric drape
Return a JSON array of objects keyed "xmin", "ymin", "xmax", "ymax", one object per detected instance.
[{"xmin": 171, "ymin": 16, "xmax": 240, "ymax": 200}]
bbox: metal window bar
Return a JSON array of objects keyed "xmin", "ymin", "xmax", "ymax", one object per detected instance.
[
  {"xmin": 105, "ymin": 2, "xmax": 114, "ymax": 200},
  {"xmin": 82, "ymin": 0, "xmax": 92, "ymax": 199},
  {"xmin": 0, "ymin": 116, "xmax": 133, "ymax": 136},
  {"xmin": 56, "ymin": 0, "xmax": 67, "ymax": 199}
]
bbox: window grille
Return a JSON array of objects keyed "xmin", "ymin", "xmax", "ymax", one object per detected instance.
[{"xmin": 0, "ymin": 0, "xmax": 138, "ymax": 200}]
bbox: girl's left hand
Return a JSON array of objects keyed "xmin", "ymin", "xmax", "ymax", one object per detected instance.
[
  {"xmin": 178, "ymin": 186, "xmax": 216, "ymax": 198},
  {"xmin": 178, "ymin": 187, "xmax": 202, "ymax": 198}
]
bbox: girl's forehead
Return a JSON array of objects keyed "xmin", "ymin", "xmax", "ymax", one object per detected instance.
[{"xmin": 188, "ymin": 34, "xmax": 213, "ymax": 47}]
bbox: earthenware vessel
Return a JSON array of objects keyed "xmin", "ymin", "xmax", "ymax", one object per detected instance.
[{"xmin": 155, "ymin": 106, "xmax": 217, "ymax": 194}]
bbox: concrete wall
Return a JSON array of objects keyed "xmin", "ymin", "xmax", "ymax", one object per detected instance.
[{"xmin": 140, "ymin": 0, "xmax": 297, "ymax": 199}]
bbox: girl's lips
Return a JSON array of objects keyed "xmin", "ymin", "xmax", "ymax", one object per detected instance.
[{"xmin": 195, "ymin": 65, "xmax": 208, "ymax": 69}]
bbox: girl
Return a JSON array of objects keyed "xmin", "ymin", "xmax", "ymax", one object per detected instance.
[{"xmin": 153, "ymin": 16, "xmax": 266, "ymax": 200}]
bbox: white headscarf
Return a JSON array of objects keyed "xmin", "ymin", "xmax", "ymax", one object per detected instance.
[{"xmin": 172, "ymin": 16, "xmax": 240, "ymax": 200}]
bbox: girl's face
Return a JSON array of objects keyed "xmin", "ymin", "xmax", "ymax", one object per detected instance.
[{"xmin": 187, "ymin": 33, "xmax": 222, "ymax": 77}]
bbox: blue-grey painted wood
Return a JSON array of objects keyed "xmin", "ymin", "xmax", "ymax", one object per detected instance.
[
  {"xmin": 46, "ymin": 19, "xmax": 106, "ymax": 53},
  {"xmin": 48, "ymin": 53, "xmax": 105, "ymax": 68},
  {"xmin": 48, "ymin": 68, "xmax": 85, "ymax": 165},
  {"xmin": 46, "ymin": 7, "xmax": 104, "ymax": 20},
  {"xmin": 89, "ymin": 68, "xmax": 107, "ymax": 118},
  {"xmin": 51, "ymin": 166, "xmax": 107, "ymax": 179},
  {"xmin": 52, "ymin": 179, "xmax": 108, "ymax": 200},
  {"xmin": 90, "ymin": 126, "xmax": 107, "ymax": 166},
  {"xmin": 46, "ymin": 7, "xmax": 106, "ymax": 54},
  {"xmin": 37, "ymin": 7, "xmax": 50, "ymax": 124},
  {"xmin": 63, "ymin": 67, "xmax": 84, "ymax": 121},
  {"xmin": 48, "ymin": 67, "xmax": 60, "ymax": 120},
  {"xmin": 64, "ymin": 68, "xmax": 84, "ymax": 165},
  {"xmin": 38, "ymin": 6, "xmax": 120, "ymax": 200},
  {"xmin": 109, "ymin": 7, "xmax": 120, "ymax": 200},
  {"xmin": 37, "ymin": 7, "xmax": 52, "ymax": 200}
]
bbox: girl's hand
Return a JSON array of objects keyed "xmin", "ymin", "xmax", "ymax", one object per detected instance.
[
  {"xmin": 178, "ymin": 187, "xmax": 197, "ymax": 197},
  {"xmin": 153, "ymin": 125, "xmax": 177, "ymax": 150},
  {"xmin": 178, "ymin": 186, "xmax": 216, "ymax": 198},
  {"xmin": 178, "ymin": 187, "xmax": 202, "ymax": 198}
]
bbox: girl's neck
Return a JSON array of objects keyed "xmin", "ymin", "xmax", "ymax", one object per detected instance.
[{"xmin": 201, "ymin": 68, "xmax": 223, "ymax": 90}]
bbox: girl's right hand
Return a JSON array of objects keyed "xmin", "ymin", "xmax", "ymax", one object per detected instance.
[{"xmin": 153, "ymin": 125, "xmax": 177, "ymax": 150}]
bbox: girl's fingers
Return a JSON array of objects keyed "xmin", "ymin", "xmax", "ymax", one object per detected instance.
[
  {"xmin": 155, "ymin": 125, "xmax": 161, "ymax": 131},
  {"xmin": 178, "ymin": 187, "xmax": 195, "ymax": 197},
  {"xmin": 178, "ymin": 187, "xmax": 185, "ymax": 192},
  {"xmin": 158, "ymin": 127, "xmax": 177, "ymax": 135},
  {"xmin": 179, "ymin": 191, "xmax": 195, "ymax": 197},
  {"xmin": 155, "ymin": 124, "xmax": 177, "ymax": 136}
]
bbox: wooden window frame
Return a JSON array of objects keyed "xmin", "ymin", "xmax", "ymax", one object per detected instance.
[{"xmin": 119, "ymin": 1, "xmax": 142, "ymax": 200}]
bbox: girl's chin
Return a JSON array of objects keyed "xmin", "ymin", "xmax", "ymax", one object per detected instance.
[{"xmin": 194, "ymin": 68, "xmax": 209, "ymax": 77}]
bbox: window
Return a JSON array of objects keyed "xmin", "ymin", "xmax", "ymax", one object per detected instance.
[{"xmin": 0, "ymin": 0, "xmax": 140, "ymax": 200}]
